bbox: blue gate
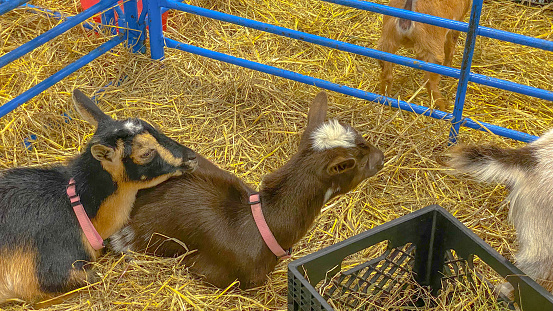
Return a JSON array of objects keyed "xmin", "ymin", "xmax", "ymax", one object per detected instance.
[
  {"xmin": 145, "ymin": 0, "xmax": 553, "ymax": 143},
  {"xmin": 1, "ymin": 0, "xmax": 552, "ymax": 143},
  {"xmin": 0, "ymin": 0, "xmax": 144, "ymax": 118}
]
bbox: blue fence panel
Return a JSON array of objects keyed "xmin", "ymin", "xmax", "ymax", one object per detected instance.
[
  {"xmin": 147, "ymin": 0, "xmax": 552, "ymax": 143},
  {"xmin": 1, "ymin": 0, "xmax": 550, "ymax": 143},
  {"xmin": 0, "ymin": 0, "xmax": 142, "ymax": 118},
  {"xmin": 323, "ymin": 0, "xmax": 553, "ymax": 52},
  {"xmin": 0, "ymin": 0, "xmax": 119, "ymax": 68},
  {"xmin": 159, "ymin": 0, "xmax": 553, "ymax": 104},
  {"xmin": 165, "ymin": 38, "xmax": 538, "ymax": 143},
  {"xmin": 0, "ymin": 36, "xmax": 124, "ymax": 118}
]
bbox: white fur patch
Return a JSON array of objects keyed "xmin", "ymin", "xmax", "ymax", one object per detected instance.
[
  {"xmin": 470, "ymin": 160, "xmax": 526, "ymax": 186},
  {"xmin": 311, "ymin": 119, "xmax": 356, "ymax": 151},
  {"xmin": 124, "ymin": 120, "xmax": 143, "ymax": 134},
  {"xmin": 323, "ymin": 186, "xmax": 341, "ymax": 204},
  {"xmin": 323, "ymin": 188, "xmax": 334, "ymax": 204},
  {"xmin": 109, "ymin": 226, "xmax": 135, "ymax": 253}
]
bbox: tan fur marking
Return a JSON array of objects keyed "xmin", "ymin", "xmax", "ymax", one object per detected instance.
[
  {"xmin": 0, "ymin": 247, "xmax": 45, "ymax": 304},
  {"xmin": 91, "ymin": 172, "xmax": 182, "ymax": 240},
  {"xmin": 91, "ymin": 183, "xmax": 138, "ymax": 240},
  {"xmin": 131, "ymin": 133, "xmax": 183, "ymax": 167},
  {"xmin": 99, "ymin": 139, "xmax": 125, "ymax": 182}
]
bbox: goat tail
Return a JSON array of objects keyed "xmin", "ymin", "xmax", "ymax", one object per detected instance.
[
  {"xmin": 446, "ymin": 144, "xmax": 535, "ymax": 186},
  {"xmin": 396, "ymin": 0, "xmax": 416, "ymax": 34}
]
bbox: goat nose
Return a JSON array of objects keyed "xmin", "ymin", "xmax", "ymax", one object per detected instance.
[
  {"xmin": 188, "ymin": 154, "xmax": 196, "ymax": 161},
  {"xmin": 370, "ymin": 149, "xmax": 385, "ymax": 170}
]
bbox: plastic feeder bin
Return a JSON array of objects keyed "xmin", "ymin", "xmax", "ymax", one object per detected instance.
[{"xmin": 288, "ymin": 205, "xmax": 553, "ymax": 310}]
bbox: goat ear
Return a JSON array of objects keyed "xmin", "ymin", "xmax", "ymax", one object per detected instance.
[
  {"xmin": 307, "ymin": 91, "xmax": 328, "ymax": 127},
  {"xmin": 72, "ymin": 89, "xmax": 111, "ymax": 127},
  {"xmin": 91, "ymin": 144, "xmax": 116, "ymax": 162},
  {"xmin": 327, "ymin": 157, "xmax": 356, "ymax": 175}
]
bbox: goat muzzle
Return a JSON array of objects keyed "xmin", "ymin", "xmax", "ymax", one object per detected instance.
[{"xmin": 182, "ymin": 154, "xmax": 198, "ymax": 173}]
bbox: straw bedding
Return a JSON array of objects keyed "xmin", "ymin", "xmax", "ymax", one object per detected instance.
[{"xmin": 0, "ymin": 0, "xmax": 552, "ymax": 309}]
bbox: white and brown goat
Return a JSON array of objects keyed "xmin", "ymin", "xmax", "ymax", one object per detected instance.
[
  {"xmin": 109, "ymin": 91, "xmax": 385, "ymax": 289},
  {"xmin": 378, "ymin": 0, "xmax": 472, "ymax": 110},
  {"xmin": 0, "ymin": 90, "xmax": 197, "ymax": 306},
  {"xmin": 447, "ymin": 129, "xmax": 553, "ymax": 297}
]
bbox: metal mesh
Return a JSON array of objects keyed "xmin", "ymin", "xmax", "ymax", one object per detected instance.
[
  {"xmin": 442, "ymin": 250, "xmax": 515, "ymax": 310},
  {"xmin": 316, "ymin": 246, "xmax": 515, "ymax": 310},
  {"xmin": 319, "ymin": 243, "xmax": 416, "ymax": 309}
]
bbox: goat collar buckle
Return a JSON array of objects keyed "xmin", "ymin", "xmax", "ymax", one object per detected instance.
[
  {"xmin": 249, "ymin": 193, "xmax": 291, "ymax": 260},
  {"xmin": 67, "ymin": 178, "xmax": 105, "ymax": 250}
]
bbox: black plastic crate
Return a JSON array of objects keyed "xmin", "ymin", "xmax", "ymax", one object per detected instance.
[{"xmin": 288, "ymin": 205, "xmax": 553, "ymax": 310}]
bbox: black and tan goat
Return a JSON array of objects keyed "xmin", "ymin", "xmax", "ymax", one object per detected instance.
[
  {"xmin": 446, "ymin": 130, "xmax": 553, "ymax": 298},
  {"xmin": 109, "ymin": 91, "xmax": 385, "ymax": 289},
  {"xmin": 0, "ymin": 90, "xmax": 197, "ymax": 305},
  {"xmin": 378, "ymin": 0, "xmax": 472, "ymax": 110}
]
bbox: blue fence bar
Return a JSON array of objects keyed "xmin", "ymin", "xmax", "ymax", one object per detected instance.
[
  {"xmin": 148, "ymin": 0, "xmax": 165, "ymax": 59},
  {"xmin": 165, "ymin": 38, "xmax": 538, "ymax": 142},
  {"xmin": 449, "ymin": 0, "xmax": 484, "ymax": 144},
  {"xmin": 0, "ymin": 0, "xmax": 30, "ymax": 15},
  {"xmin": 161, "ymin": 0, "xmax": 553, "ymax": 103},
  {"xmin": 0, "ymin": 0, "xmax": 119, "ymax": 69},
  {"xmin": 322, "ymin": 0, "xmax": 553, "ymax": 52},
  {"xmin": 123, "ymin": 0, "xmax": 143, "ymax": 52},
  {"xmin": 0, "ymin": 36, "xmax": 124, "ymax": 119}
]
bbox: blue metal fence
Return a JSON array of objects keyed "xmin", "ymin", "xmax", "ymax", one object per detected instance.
[
  {"xmin": 1, "ymin": 0, "xmax": 552, "ymax": 143},
  {"xmin": 146, "ymin": 0, "xmax": 553, "ymax": 143},
  {"xmin": 0, "ymin": 0, "xmax": 144, "ymax": 118}
]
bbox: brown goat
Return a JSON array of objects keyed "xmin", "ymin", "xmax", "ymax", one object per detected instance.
[
  {"xmin": 377, "ymin": 0, "xmax": 472, "ymax": 110},
  {"xmin": 109, "ymin": 91, "xmax": 385, "ymax": 289}
]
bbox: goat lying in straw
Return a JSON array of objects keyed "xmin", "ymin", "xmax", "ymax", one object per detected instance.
[
  {"xmin": 0, "ymin": 90, "xmax": 197, "ymax": 306},
  {"xmin": 447, "ymin": 130, "xmax": 553, "ymax": 298},
  {"xmin": 109, "ymin": 91, "xmax": 385, "ymax": 289},
  {"xmin": 378, "ymin": 0, "xmax": 472, "ymax": 110}
]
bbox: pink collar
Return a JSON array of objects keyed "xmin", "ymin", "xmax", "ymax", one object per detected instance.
[
  {"xmin": 249, "ymin": 193, "xmax": 291, "ymax": 259},
  {"xmin": 66, "ymin": 178, "xmax": 105, "ymax": 250}
]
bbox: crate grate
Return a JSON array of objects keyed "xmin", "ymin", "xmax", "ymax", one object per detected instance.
[
  {"xmin": 320, "ymin": 243, "xmax": 416, "ymax": 309},
  {"xmin": 288, "ymin": 206, "xmax": 553, "ymax": 311}
]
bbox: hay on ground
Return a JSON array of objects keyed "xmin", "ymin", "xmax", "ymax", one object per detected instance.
[{"xmin": 0, "ymin": 0, "xmax": 552, "ymax": 309}]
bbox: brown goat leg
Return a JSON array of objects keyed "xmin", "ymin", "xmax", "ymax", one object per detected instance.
[
  {"xmin": 377, "ymin": 40, "xmax": 399, "ymax": 97},
  {"xmin": 425, "ymin": 71, "xmax": 446, "ymax": 110},
  {"xmin": 418, "ymin": 50, "xmax": 446, "ymax": 110},
  {"xmin": 444, "ymin": 30, "xmax": 461, "ymax": 67},
  {"xmin": 379, "ymin": 60, "xmax": 394, "ymax": 97},
  {"xmin": 377, "ymin": 16, "xmax": 400, "ymax": 97}
]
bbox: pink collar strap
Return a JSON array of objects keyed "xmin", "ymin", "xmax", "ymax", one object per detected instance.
[
  {"xmin": 67, "ymin": 178, "xmax": 105, "ymax": 250},
  {"xmin": 249, "ymin": 193, "xmax": 291, "ymax": 259}
]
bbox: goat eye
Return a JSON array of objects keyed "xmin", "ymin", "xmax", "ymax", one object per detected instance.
[{"xmin": 141, "ymin": 149, "xmax": 156, "ymax": 159}]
